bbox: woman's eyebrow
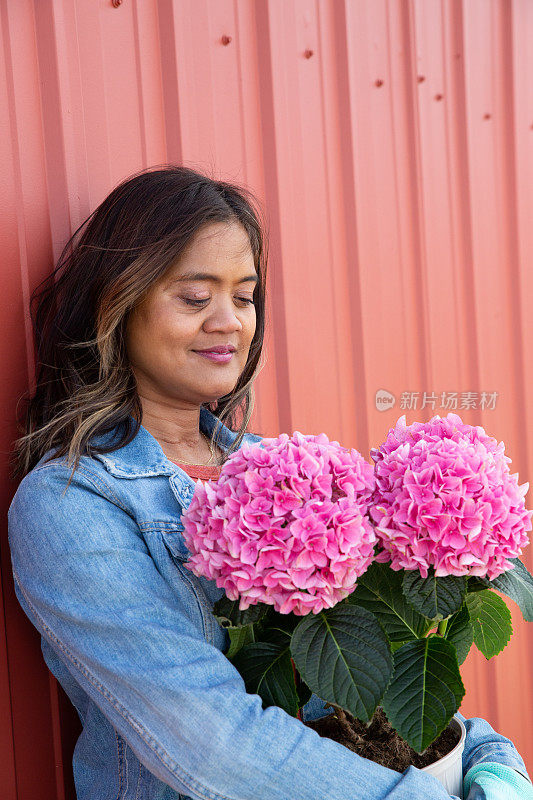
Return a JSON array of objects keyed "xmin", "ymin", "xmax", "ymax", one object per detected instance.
[{"xmin": 170, "ymin": 271, "xmax": 258, "ymax": 285}]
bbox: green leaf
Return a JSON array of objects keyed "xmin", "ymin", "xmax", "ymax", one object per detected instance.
[
  {"xmin": 488, "ymin": 559, "xmax": 533, "ymax": 622},
  {"xmin": 390, "ymin": 640, "xmax": 406, "ymax": 653},
  {"xmin": 231, "ymin": 629, "xmax": 300, "ymax": 716},
  {"xmin": 382, "ymin": 638, "xmax": 465, "ymax": 753},
  {"xmin": 468, "ymin": 576, "xmax": 491, "ymax": 592},
  {"xmin": 466, "ymin": 590, "xmax": 512, "ymax": 659},
  {"xmin": 444, "ymin": 604, "xmax": 473, "ymax": 665},
  {"xmin": 259, "ymin": 607, "xmax": 300, "ymax": 636},
  {"xmin": 402, "ymin": 571, "xmax": 467, "ymax": 621},
  {"xmin": 347, "ymin": 562, "xmax": 432, "ymax": 641},
  {"xmin": 290, "ymin": 604, "xmax": 392, "ymax": 722},
  {"xmin": 213, "ymin": 596, "xmax": 269, "ymax": 628},
  {"xmin": 225, "ymin": 623, "xmax": 255, "ymax": 660}
]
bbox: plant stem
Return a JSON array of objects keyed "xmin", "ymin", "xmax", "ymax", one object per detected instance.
[
  {"xmin": 333, "ymin": 706, "xmax": 365, "ymax": 746},
  {"xmin": 437, "ymin": 618, "xmax": 448, "ymax": 636},
  {"xmin": 290, "ymin": 657, "xmax": 302, "ymax": 720}
]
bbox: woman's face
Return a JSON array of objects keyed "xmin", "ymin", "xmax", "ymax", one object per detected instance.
[{"xmin": 125, "ymin": 221, "xmax": 257, "ymax": 408}]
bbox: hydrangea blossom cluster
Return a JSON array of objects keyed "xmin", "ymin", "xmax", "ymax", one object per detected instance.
[
  {"xmin": 182, "ymin": 432, "xmax": 377, "ymax": 615},
  {"xmin": 370, "ymin": 413, "xmax": 532, "ymax": 580}
]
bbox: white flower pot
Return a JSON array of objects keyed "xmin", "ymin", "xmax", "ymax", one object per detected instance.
[{"xmin": 421, "ymin": 714, "xmax": 467, "ymax": 798}]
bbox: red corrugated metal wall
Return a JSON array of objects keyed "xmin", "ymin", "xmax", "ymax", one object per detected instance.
[{"xmin": 1, "ymin": 1, "xmax": 532, "ymax": 797}]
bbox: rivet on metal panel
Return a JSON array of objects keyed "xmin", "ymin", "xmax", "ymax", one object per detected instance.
[
  {"xmin": 304, "ymin": 49, "xmax": 314, "ymax": 59},
  {"xmin": 417, "ymin": 75, "xmax": 426, "ymax": 83},
  {"xmin": 112, "ymin": 0, "xmax": 122, "ymax": 6},
  {"xmin": 375, "ymin": 79, "xmax": 384, "ymax": 87},
  {"xmin": 221, "ymin": 35, "xmax": 232, "ymax": 46},
  {"xmin": 483, "ymin": 113, "xmax": 492, "ymax": 120},
  {"xmin": 434, "ymin": 93, "xmax": 443, "ymax": 101}
]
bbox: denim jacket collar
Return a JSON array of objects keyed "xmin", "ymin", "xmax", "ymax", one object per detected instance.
[{"xmin": 90, "ymin": 406, "xmax": 238, "ymax": 481}]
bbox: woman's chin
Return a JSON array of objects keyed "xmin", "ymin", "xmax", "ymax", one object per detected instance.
[{"xmin": 196, "ymin": 383, "xmax": 236, "ymax": 404}]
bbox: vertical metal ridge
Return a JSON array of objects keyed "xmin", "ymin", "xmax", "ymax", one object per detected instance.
[
  {"xmin": 254, "ymin": 0, "xmax": 291, "ymax": 434},
  {"xmin": 314, "ymin": 1, "xmax": 346, "ymax": 439},
  {"xmin": 395, "ymin": 0, "xmax": 430, "ymax": 400},
  {"xmin": 446, "ymin": 0, "xmax": 480, "ymax": 397},
  {"xmin": 499, "ymin": 1, "xmax": 528, "ymax": 455},
  {"xmin": 157, "ymin": 0, "xmax": 183, "ymax": 163},
  {"xmin": 491, "ymin": 0, "xmax": 532, "ymax": 748},
  {"xmin": 0, "ymin": 527, "xmax": 17, "ymax": 800},
  {"xmin": 131, "ymin": 3, "xmax": 149, "ymax": 167},
  {"xmin": 334, "ymin": 0, "xmax": 370, "ymax": 455}
]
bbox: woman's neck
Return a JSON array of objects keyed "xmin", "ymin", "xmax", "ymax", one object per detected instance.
[{"xmin": 135, "ymin": 400, "xmax": 222, "ymax": 465}]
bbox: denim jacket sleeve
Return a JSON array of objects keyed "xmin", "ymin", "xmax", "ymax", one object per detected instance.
[{"xmin": 7, "ymin": 463, "xmax": 529, "ymax": 800}]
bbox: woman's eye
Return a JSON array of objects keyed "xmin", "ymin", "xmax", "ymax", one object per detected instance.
[{"xmin": 182, "ymin": 297, "xmax": 254, "ymax": 306}]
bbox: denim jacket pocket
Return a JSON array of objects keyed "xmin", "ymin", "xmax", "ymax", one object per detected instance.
[
  {"xmin": 158, "ymin": 525, "xmax": 224, "ymax": 605},
  {"xmin": 155, "ymin": 523, "xmax": 190, "ymax": 561},
  {"xmin": 158, "ymin": 526, "xmax": 225, "ymax": 648}
]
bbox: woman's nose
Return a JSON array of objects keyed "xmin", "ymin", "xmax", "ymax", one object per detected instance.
[{"xmin": 202, "ymin": 299, "xmax": 243, "ymax": 332}]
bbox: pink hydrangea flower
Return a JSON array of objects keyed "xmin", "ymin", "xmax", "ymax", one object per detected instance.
[
  {"xmin": 182, "ymin": 431, "xmax": 377, "ymax": 615},
  {"xmin": 370, "ymin": 413, "xmax": 532, "ymax": 580}
]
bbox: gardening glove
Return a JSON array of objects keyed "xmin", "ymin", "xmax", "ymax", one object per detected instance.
[{"xmin": 465, "ymin": 762, "xmax": 533, "ymax": 800}]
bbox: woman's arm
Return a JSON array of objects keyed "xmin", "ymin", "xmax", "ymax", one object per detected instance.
[
  {"xmin": 457, "ymin": 711, "xmax": 531, "ymax": 783},
  {"xmin": 8, "ymin": 462, "xmax": 460, "ymax": 800}
]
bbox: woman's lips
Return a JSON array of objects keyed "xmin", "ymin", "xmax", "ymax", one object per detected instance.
[{"xmin": 193, "ymin": 350, "xmax": 234, "ymax": 363}]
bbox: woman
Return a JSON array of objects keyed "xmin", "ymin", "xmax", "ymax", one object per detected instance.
[{"xmin": 8, "ymin": 166, "xmax": 532, "ymax": 800}]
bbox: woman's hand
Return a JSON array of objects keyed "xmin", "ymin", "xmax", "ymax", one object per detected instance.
[{"xmin": 465, "ymin": 763, "xmax": 533, "ymax": 799}]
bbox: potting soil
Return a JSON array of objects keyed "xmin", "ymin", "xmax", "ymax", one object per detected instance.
[{"xmin": 304, "ymin": 706, "xmax": 461, "ymax": 772}]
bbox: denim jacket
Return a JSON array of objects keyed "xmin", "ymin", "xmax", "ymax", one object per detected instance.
[{"xmin": 7, "ymin": 407, "xmax": 530, "ymax": 800}]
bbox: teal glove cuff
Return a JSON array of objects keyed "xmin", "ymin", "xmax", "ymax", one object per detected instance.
[{"xmin": 464, "ymin": 762, "xmax": 533, "ymax": 799}]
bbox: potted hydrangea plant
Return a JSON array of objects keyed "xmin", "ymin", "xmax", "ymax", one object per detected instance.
[{"xmin": 181, "ymin": 414, "xmax": 533, "ymax": 798}]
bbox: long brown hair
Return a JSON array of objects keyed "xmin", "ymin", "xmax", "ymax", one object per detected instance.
[{"xmin": 11, "ymin": 165, "xmax": 268, "ymax": 485}]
